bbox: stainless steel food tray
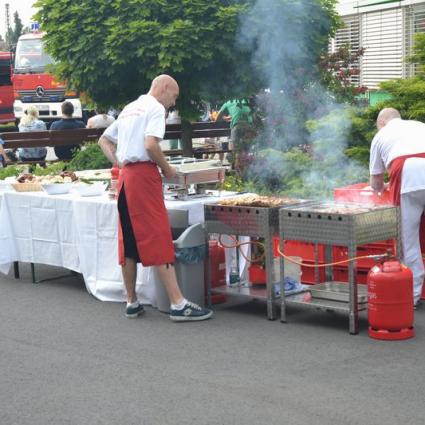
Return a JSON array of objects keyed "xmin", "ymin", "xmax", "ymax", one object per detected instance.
[
  {"xmin": 308, "ymin": 282, "xmax": 368, "ymax": 303},
  {"xmin": 162, "ymin": 167, "xmax": 226, "ymax": 186}
]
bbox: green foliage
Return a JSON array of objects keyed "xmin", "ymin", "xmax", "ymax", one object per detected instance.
[
  {"xmin": 31, "ymin": 162, "xmax": 68, "ymax": 176},
  {"xmin": 346, "ymin": 61, "xmax": 425, "ymax": 160},
  {"xmin": 67, "ymin": 143, "xmax": 112, "ymax": 171},
  {"xmin": 0, "ymin": 165, "xmax": 22, "ymax": 180},
  {"xmin": 345, "ymin": 146, "xmax": 370, "ymax": 168},
  {"xmin": 377, "ymin": 77, "xmax": 425, "ymax": 121},
  {"xmin": 221, "ymin": 172, "xmax": 245, "ymax": 192},
  {"xmin": 407, "ymin": 33, "xmax": 425, "ymax": 72},
  {"xmin": 243, "ymin": 148, "xmax": 313, "ymax": 195}
]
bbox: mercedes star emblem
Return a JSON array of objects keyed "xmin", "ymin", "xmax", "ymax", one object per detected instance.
[{"xmin": 35, "ymin": 86, "xmax": 45, "ymax": 97}]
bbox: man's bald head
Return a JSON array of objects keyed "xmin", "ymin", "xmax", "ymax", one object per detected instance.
[
  {"xmin": 376, "ymin": 108, "xmax": 401, "ymax": 130},
  {"xmin": 148, "ymin": 74, "xmax": 179, "ymax": 110}
]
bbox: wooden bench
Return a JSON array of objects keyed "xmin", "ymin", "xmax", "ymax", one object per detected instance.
[{"xmin": 1, "ymin": 121, "xmax": 231, "ymax": 159}]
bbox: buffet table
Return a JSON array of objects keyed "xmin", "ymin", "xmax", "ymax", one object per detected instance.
[{"xmin": 0, "ymin": 190, "xmax": 237, "ymax": 304}]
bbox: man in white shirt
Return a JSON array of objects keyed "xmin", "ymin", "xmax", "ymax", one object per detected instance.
[
  {"xmin": 370, "ymin": 107, "xmax": 425, "ymax": 307},
  {"xmin": 98, "ymin": 74, "xmax": 212, "ymax": 321}
]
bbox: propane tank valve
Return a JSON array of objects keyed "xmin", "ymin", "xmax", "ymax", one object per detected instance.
[{"xmin": 370, "ymin": 249, "xmax": 395, "ymax": 263}]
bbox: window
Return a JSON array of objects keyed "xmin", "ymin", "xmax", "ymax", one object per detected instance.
[
  {"xmin": 330, "ymin": 15, "xmax": 361, "ymax": 85},
  {"xmin": 404, "ymin": 3, "xmax": 425, "ymax": 77},
  {"xmin": 360, "ymin": 7, "xmax": 404, "ymax": 89},
  {"xmin": 0, "ymin": 60, "xmax": 11, "ymax": 86}
]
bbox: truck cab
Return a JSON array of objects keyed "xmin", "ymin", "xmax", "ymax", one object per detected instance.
[{"xmin": 12, "ymin": 32, "xmax": 82, "ymax": 123}]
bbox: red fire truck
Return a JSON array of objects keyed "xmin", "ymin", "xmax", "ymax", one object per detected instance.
[
  {"xmin": 12, "ymin": 31, "xmax": 83, "ymax": 123},
  {"xmin": 0, "ymin": 51, "xmax": 14, "ymax": 124}
]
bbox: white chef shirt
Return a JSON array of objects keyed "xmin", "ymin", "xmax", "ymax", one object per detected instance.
[
  {"xmin": 369, "ymin": 118, "xmax": 425, "ymax": 194},
  {"xmin": 103, "ymin": 94, "xmax": 165, "ymax": 164}
]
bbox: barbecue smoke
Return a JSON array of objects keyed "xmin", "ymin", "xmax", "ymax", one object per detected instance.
[{"xmin": 237, "ymin": 0, "xmax": 368, "ymax": 198}]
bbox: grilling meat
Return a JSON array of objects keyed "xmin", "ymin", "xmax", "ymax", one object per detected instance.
[
  {"xmin": 218, "ymin": 194, "xmax": 299, "ymax": 207},
  {"xmin": 16, "ymin": 173, "xmax": 35, "ymax": 183},
  {"xmin": 60, "ymin": 171, "xmax": 78, "ymax": 182},
  {"xmin": 305, "ymin": 206, "xmax": 373, "ymax": 214}
]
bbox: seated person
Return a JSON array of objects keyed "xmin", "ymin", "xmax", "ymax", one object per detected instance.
[
  {"xmin": 0, "ymin": 137, "xmax": 12, "ymax": 167},
  {"xmin": 17, "ymin": 105, "xmax": 48, "ymax": 163},
  {"xmin": 50, "ymin": 101, "xmax": 85, "ymax": 160},
  {"xmin": 86, "ymin": 107, "xmax": 115, "ymax": 129}
]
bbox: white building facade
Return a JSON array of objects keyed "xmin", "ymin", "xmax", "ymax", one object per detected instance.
[{"xmin": 334, "ymin": 0, "xmax": 425, "ymax": 89}]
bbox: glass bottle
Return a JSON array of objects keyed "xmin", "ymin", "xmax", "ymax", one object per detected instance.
[{"xmin": 229, "ymin": 260, "xmax": 240, "ymax": 287}]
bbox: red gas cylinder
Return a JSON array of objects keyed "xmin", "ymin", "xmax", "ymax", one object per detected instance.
[
  {"xmin": 367, "ymin": 259, "xmax": 414, "ymax": 340},
  {"xmin": 207, "ymin": 240, "xmax": 226, "ymax": 304}
]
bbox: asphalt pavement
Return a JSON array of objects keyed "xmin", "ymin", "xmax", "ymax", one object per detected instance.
[{"xmin": 0, "ymin": 263, "xmax": 424, "ymax": 425}]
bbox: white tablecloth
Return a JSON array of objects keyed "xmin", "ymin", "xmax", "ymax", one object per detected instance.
[{"xmin": 0, "ymin": 190, "xmax": 239, "ymax": 304}]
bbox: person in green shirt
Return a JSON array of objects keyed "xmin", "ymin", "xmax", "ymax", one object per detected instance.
[
  {"xmin": 216, "ymin": 99, "xmax": 252, "ymax": 129},
  {"xmin": 216, "ymin": 98, "xmax": 253, "ymax": 170}
]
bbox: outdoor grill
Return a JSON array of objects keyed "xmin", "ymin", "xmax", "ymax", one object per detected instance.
[
  {"xmin": 279, "ymin": 201, "xmax": 400, "ymax": 334},
  {"xmin": 204, "ymin": 197, "xmax": 305, "ymax": 320}
]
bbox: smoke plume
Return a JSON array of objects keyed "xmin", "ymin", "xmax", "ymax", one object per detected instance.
[{"xmin": 237, "ymin": 0, "xmax": 368, "ymax": 198}]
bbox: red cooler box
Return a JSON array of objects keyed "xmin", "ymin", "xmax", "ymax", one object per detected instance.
[{"xmin": 334, "ymin": 182, "xmax": 392, "ymax": 205}]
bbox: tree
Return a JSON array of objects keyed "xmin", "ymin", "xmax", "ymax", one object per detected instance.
[
  {"xmin": 34, "ymin": 0, "xmax": 340, "ymax": 115},
  {"xmin": 5, "ymin": 11, "xmax": 24, "ymax": 47},
  {"xmin": 34, "ymin": 0, "xmax": 251, "ymax": 113},
  {"xmin": 319, "ymin": 44, "xmax": 367, "ymax": 104}
]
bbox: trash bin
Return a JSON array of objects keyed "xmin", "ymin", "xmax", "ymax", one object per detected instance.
[{"xmin": 154, "ymin": 223, "xmax": 206, "ymax": 313}]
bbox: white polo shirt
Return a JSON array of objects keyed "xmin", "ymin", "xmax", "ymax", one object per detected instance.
[
  {"xmin": 369, "ymin": 118, "xmax": 425, "ymax": 194},
  {"xmin": 103, "ymin": 94, "xmax": 166, "ymax": 164}
]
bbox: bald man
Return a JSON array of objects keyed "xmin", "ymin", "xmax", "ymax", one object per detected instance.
[
  {"xmin": 99, "ymin": 75, "xmax": 212, "ymax": 321},
  {"xmin": 370, "ymin": 107, "xmax": 425, "ymax": 307}
]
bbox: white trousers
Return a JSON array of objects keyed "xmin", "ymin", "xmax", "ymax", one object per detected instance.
[{"xmin": 400, "ymin": 189, "xmax": 425, "ymax": 302}]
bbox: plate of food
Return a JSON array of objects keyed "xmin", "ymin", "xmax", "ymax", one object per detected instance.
[
  {"xmin": 41, "ymin": 182, "xmax": 73, "ymax": 195},
  {"xmin": 73, "ymin": 181, "xmax": 108, "ymax": 197},
  {"xmin": 38, "ymin": 174, "xmax": 75, "ymax": 195}
]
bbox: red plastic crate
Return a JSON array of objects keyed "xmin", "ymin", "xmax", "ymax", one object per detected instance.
[
  {"xmin": 273, "ymin": 238, "xmax": 326, "ymax": 261},
  {"xmin": 332, "ymin": 245, "xmax": 389, "ymax": 269},
  {"xmin": 334, "ymin": 182, "xmax": 392, "ymax": 205},
  {"xmin": 333, "ymin": 267, "xmax": 369, "ymax": 285},
  {"xmin": 284, "ymin": 240, "xmax": 326, "ymax": 262},
  {"xmin": 248, "ymin": 265, "xmax": 267, "ymax": 285},
  {"xmin": 300, "ymin": 261, "xmax": 326, "ymax": 285}
]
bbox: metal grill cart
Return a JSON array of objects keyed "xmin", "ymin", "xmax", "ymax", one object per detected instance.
[
  {"xmin": 279, "ymin": 201, "xmax": 400, "ymax": 334},
  {"xmin": 204, "ymin": 200, "xmax": 301, "ymax": 320}
]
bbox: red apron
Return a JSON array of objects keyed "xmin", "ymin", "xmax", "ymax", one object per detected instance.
[
  {"xmin": 117, "ymin": 162, "xmax": 175, "ymax": 266},
  {"xmin": 388, "ymin": 152, "xmax": 425, "ymax": 205}
]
